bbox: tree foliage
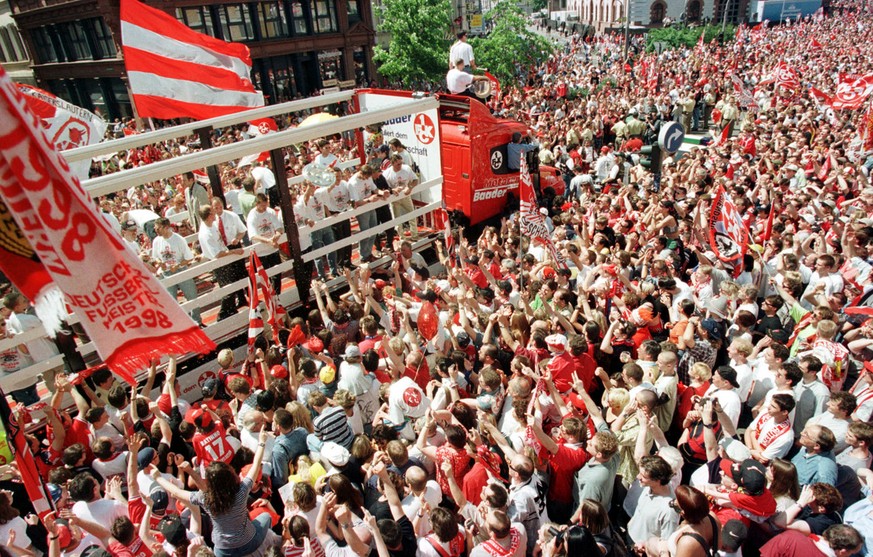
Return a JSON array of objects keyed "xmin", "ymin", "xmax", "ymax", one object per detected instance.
[
  {"xmin": 645, "ymin": 24, "xmax": 737, "ymax": 52},
  {"xmin": 373, "ymin": 0, "xmax": 453, "ymax": 87},
  {"xmin": 469, "ymin": 0, "xmax": 554, "ymax": 86}
]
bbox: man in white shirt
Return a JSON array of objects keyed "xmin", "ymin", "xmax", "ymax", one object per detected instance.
[
  {"xmin": 183, "ymin": 171, "xmax": 210, "ymax": 230},
  {"xmin": 251, "ymin": 161, "xmax": 278, "ymax": 207},
  {"xmin": 347, "ymin": 165, "xmax": 382, "ymax": 263},
  {"xmin": 4, "ymin": 292, "xmax": 60, "ymax": 401},
  {"xmin": 745, "ymin": 393, "xmax": 795, "ymax": 464},
  {"xmin": 246, "ymin": 193, "xmax": 284, "ymax": 295},
  {"xmin": 383, "ymin": 154, "xmax": 420, "ymax": 241},
  {"xmin": 448, "ymin": 31, "xmax": 475, "ymax": 71},
  {"xmin": 198, "ymin": 205, "xmax": 245, "ymax": 321},
  {"xmin": 322, "ymin": 167, "xmax": 353, "ymax": 270},
  {"xmin": 212, "ymin": 198, "xmax": 249, "ymax": 310},
  {"xmin": 705, "ymin": 366, "xmax": 743, "ymax": 428},
  {"xmin": 446, "ymin": 58, "xmax": 487, "ymax": 97},
  {"xmin": 151, "ymin": 218, "xmax": 201, "ymax": 326}
]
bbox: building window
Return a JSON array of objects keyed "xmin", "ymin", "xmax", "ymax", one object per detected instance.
[
  {"xmin": 90, "ymin": 17, "xmax": 116, "ymax": 59},
  {"xmin": 177, "ymin": 7, "xmax": 216, "ymax": 36},
  {"xmin": 63, "ymin": 21, "xmax": 93, "ymax": 61},
  {"xmin": 258, "ymin": 2, "xmax": 288, "ymax": 38},
  {"xmin": 353, "ymin": 47, "xmax": 368, "ymax": 85},
  {"xmin": 347, "ymin": 0, "xmax": 361, "ymax": 25},
  {"xmin": 31, "ymin": 26, "xmax": 59, "ymax": 63},
  {"xmin": 318, "ymin": 51, "xmax": 341, "ymax": 84},
  {"xmin": 219, "ymin": 4, "xmax": 255, "ymax": 41},
  {"xmin": 289, "ymin": 1, "xmax": 310, "ymax": 35},
  {"xmin": 650, "ymin": 1, "xmax": 666, "ymax": 23},
  {"xmin": 312, "ymin": 0, "xmax": 337, "ymax": 33}
]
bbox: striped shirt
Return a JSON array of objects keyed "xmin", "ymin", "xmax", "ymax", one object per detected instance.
[
  {"xmin": 313, "ymin": 407, "xmax": 355, "ymax": 449},
  {"xmin": 190, "ymin": 477, "xmax": 255, "ymax": 550}
]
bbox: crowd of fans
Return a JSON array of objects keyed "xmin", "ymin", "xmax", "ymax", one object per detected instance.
[{"xmin": 3, "ymin": 5, "xmax": 873, "ymax": 557}]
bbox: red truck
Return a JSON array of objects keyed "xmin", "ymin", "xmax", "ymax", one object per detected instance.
[{"xmin": 353, "ymin": 90, "xmax": 564, "ymax": 226}]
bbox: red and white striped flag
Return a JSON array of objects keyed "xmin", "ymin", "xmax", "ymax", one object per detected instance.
[
  {"xmin": 247, "ymin": 251, "xmax": 279, "ymax": 355},
  {"xmin": 519, "ymin": 156, "xmax": 565, "ymax": 268},
  {"xmin": 709, "ymin": 185, "xmax": 749, "ymax": 277},
  {"xmin": 120, "ymin": 0, "xmax": 264, "ymax": 120}
]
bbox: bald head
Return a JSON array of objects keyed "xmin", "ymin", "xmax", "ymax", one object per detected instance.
[
  {"xmin": 637, "ymin": 389, "xmax": 658, "ymax": 412},
  {"xmin": 405, "ymin": 466, "xmax": 427, "ymax": 492}
]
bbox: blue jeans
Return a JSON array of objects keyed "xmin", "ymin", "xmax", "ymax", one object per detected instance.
[
  {"xmin": 357, "ymin": 210, "xmax": 377, "ymax": 260},
  {"xmin": 311, "ymin": 226, "xmax": 337, "ymax": 275},
  {"xmin": 213, "ymin": 513, "xmax": 271, "ymax": 557},
  {"xmin": 165, "ymin": 272, "xmax": 201, "ymax": 324}
]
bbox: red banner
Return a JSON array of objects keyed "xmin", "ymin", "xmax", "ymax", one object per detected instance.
[
  {"xmin": 0, "ymin": 66, "xmax": 215, "ymax": 384},
  {"xmin": 247, "ymin": 251, "xmax": 279, "ymax": 356},
  {"xmin": 831, "ymin": 74, "xmax": 873, "ymax": 110},
  {"xmin": 519, "ymin": 156, "xmax": 565, "ymax": 268}
]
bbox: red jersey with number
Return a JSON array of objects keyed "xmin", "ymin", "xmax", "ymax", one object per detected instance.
[
  {"xmin": 193, "ymin": 422, "xmax": 235, "ymax": 465},
  {"xmin": 109, "ymin": 536, "xmax": 153, "ymax": 557}
]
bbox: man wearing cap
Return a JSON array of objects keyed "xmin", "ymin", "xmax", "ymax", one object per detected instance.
[
  {"xmin": 544, "ymin": 334, "xmax": 576, "ymax": 393},
  {"xmin": 703, "ymin": 458, "xmax": 777, "ymax": 526},
  {"xmin": 338, "ymin": 344, "xmax": 381, "ymax": 424},
  {"xmin": 678, "ymin": 317, "xmax": 720, "ymax": 386},
  {"xmin": 705, "ymin": 366, "xmax": 743, "ymax": 428}
]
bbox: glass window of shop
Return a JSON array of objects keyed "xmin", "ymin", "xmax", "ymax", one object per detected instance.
[
  {"xmin": 258, "ymin": 2, "xmax": 289, "ymax": 38},
  {"xmin": 312, "ymin": 0, "xmax": 337, "ymax": 33},
  {"xmin": 219, "ymin": 4, "xmax": 255, "ymax": 41},
  {"xmin": 177, "ymin": 7, "xmax": 216, "ymax": 37},
  {"xmin": 318, "ymin": 51, "xmax": 342, "ymax": 84},
  {"xmin": 353, "ymin": 47, "xmax": 369, "ymax": 85}
]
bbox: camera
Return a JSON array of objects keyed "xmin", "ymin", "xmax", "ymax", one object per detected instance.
[{"xmin": 548, "ymin": 526, "xmax": 565, "ymax": 542}]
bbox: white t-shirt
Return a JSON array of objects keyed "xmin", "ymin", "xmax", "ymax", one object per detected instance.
[
  {"xmin": 151, "ymin": 233, "xmax": 194, "ymax": 270},
  {"xmin": 251, "ymin": 165, "xmax": 276, "ymax": 192},
  {"xmin": 748, "ymin": 412, "xmax": 794, "ymax": 460},
  {"xmin": 247, "ymin": 208, "xmax": 283, "ymax": 254},
  {"xmin": 382, "ymin": 164, "xmax": 418, "ymax": 190},
  {"xmin": 71, "ymin": 498, "xmax": 128, "ymax": 526},
  {"xmin": 446, "ymin": 68, "xmax": 474, "ymax": 94},
  {"xmin": 92, "ymin": 451, "xmax": 129, "ymax": 480},
  {"xmin": 705, "ymin": 387, "xmax": 742, "ymax": 428},
  {"xmin": 449, "ymin": 41, "xmax": 474, "ymax": 67}
]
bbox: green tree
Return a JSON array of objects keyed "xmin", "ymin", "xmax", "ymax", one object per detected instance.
[
  {"xmin": 645, "ymin": 24, "xmax": 736, "ymax": 52},
  {"xmin": 373, "ymin": 0, "xmax": 452, "ymax": 87},
  {"xmin": 470, "ymin": 0, "xmax": 553, "ymax": 86}
]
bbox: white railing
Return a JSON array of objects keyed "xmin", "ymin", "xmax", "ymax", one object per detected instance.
[{"xmin": 4, "ymin": 94, "xmax": 443, "ymax": 405}]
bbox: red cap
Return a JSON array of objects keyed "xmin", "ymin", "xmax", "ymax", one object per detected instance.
[
  {"xmin": 542, "ymin": 266, "xmax": 556, "ymax": 279},
  {"xmin": 270, "ymin": 365, "xmax": 288, "ymax": 379},
  {"xmin": 306, "ymin": 337, "xmax": 324, "ymax": 353},
  {"xmin": 564, "ymin": 393, "xmax": 588, "ymax": 415},
  {"xmin": 188, "ymin": 408, "xmax": 212, "ymax": 429}
]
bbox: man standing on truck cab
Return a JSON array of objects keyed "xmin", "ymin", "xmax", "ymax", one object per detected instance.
[{"xmin": 449, "ymin": 30, "xmax": 475, "ymax": 72}]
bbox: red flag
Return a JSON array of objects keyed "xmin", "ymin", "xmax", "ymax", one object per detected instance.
[
  {"xmin": 519, "ymin": 156, "xmax": 565, "ymax": 268},
  {"xmin": 0, "ymin": 66, "xmax": 214, "ymax": 383},
  {"xmin": 120, "ymin": 0, "xmax": 263, "ymax": 119},
  {"xmin": 247, "ymin": 251, "xmax": 279, "ymax": 355},
  {"xmin": 696, "ymin": 30, "xmax": 705, "ymax": 52},
  {"xmin": 809, "ymin": 87, "xmax": 833, "ymax": 105},
  {"xmin": 709, "ymin": 185, "xmax": 749, "ymax": 275},
  {"xmin": 0, "ymin": 395, "xmax": 54, "ymax": 519},
  {"xmin": 817, "ymin": 154, "xmax": 832, "ymax": 181},
  {"xmin": 773, "ymin": 62, "xmax": 800, "ymax": 91},
  {"xmin": 811, "ymin": 37, "xmax": 823, "ymax": 49},
  {"xmin": 716, "ymin": 123, "xmax": 731, "ymax": 146},
  {"xmin": 763, "ymin": 203, "xmax": 776, "ymax": 241},
  {"xmin": 830, "ymin": 73, "xmax": 873, "ymax": 110}
]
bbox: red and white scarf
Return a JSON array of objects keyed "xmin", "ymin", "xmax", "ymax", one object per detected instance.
[
  {"xmin": 480, "ymin": 528, "xmax": 521, "ymax": 557},
  {"xmin": 0, "ymin": 67, "xmax": 215, "ymax": 383},
  {"xmin": 247, "ymin": 251, "xmax": 279, "ymax": 355},
  {"xmin": 755, "ymin": 413, "xmax": 792, "ymax": 449}
]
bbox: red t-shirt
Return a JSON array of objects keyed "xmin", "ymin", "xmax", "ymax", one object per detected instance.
[
  {"xmin": 193, "ymin": 422, "xmax": 235, "ymax": 466},
  {"xmin": 547, "ymin": 442, "xmax": 589, "ymax": 503},
  {"xmin": 435, "ymin": 445, "xmax": 471, "ymax": 496},
  {"xmin": 547, "ymin": 352, "xmax": 577, "ymax": 393},
  {"xmin": 462, "ymin": 462, "xmax": 492, "ymax": 506},
  {"xmin": 109, "ymin": 536, "xmax": 153, "ymax": 557},
  {"xmin": 573, "ymin": 352, "xmax": 597, "ymax": 393},
  {"xmin": 66, "ymin": 417, "xmax": 94, "ymax": 460},
  {"xmin": 760, "ymin": 529, "xmax": 826, "ymax": 557}
]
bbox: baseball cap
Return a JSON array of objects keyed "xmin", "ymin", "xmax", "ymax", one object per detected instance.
[
  {"xmin": 321, "ymin": 442, "xmax": 350, "ymax": 468},
  {"xmin": 545, "ymin": 334, "xmax": 567, "ymax": 351},
  {"xmin": 700, "ymin": 318, "xmax": 724, "ymax": 342},
  {"xmin": 344, "ymin": 345, "xmax": 362, "ymax": 360},
  {"xmin": 720, "ymin": 458, "xmax": 766, "ymax": 495},
  {"xmin": 306, "ymin": 337, "xmax": 325, "ymax": 353},
  {"xmin": 189, "ymin": 408, "xmax": 213, "ymax": 429},
  {"xmin": 270, "ymin": 365, "xmax": 288, "ymax": 379},
  {"xmin": 149, "ymin": 487, "xmax": 169, "ymax": 515},
  {"xmin": 81, "ymin": 547, "xmax": 112, "ymax": 557},
  {"xmin": 319, "ymin": 364, "xmax": 336, "ymax": 384},
  {"xmin": 201, "ymin": 378, "xmax": 220, "ymax": 398},
  {"xmin": 716, "ymin": 366, "xmax": 740, "ymax": 389},
  {"xmin": 54, "ymin": 519, "xmax": 73, "ymax": 550},
  {"xmin": 721, "ymin": 520, "xmax": 748, "ymax": 552},
  {"xmin": 719, "ymin": 437, "xmax": 751, "ymax": 462},
  {"xmin": 137, "ymin": 447, "xmax": 156, "ymax": 471},
  {"xmin": 159, "ymin": 515, "xmax": 188, "ymax": 547}
]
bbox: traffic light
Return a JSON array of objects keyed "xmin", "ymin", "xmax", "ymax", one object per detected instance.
[{"xmin": 639, "ymin": 144, "xmax": 662, "ymax": 174}]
